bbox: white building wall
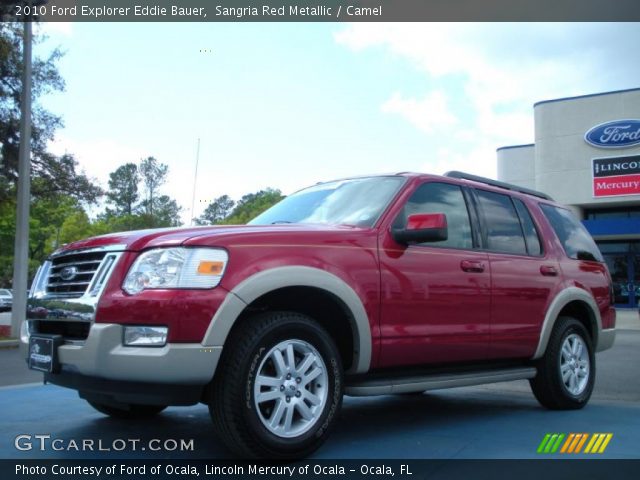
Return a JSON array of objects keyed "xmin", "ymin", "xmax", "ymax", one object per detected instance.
[
  {"xmin": 497, "ymin": 145, "xmax": 535, "ymax": 190},
  {"xmin": 498, "ymin": 89, "xmax": 640, "ymax": 212},
  {"xmin": 534, "ymin": 90, "xmax": 640, "ymax": 207}
]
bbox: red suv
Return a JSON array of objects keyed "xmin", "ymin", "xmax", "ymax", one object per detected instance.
[{"xmin": 22, "ymin": 171, "xmax": 615, "ymax": 458}]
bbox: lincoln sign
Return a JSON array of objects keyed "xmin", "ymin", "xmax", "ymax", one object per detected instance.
[{"xmin": 592, "ymin": 156, "xmax": 640, "ymax": 197}]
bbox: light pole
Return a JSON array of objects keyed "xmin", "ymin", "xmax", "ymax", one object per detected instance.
[{"xmin": 10, "ymin": 2, "xmax": 36, "ymax": 338}]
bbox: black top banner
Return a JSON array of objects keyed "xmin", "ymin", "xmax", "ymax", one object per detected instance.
[
  {"xmin": 3, "ymin": 0, "xmax": 640, "ymax": 22},
  {"xmin": 5, "ymin": 459, "xmax": 640, "ymax": 480},
  {"xmin": 593, "ymin": 155, "xmax": 640, "ymax": 178}
]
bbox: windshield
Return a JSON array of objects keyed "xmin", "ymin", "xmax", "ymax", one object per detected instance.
[{"xmin": 249, "ymin": 176, "xmax": 405, "ymax": 227}]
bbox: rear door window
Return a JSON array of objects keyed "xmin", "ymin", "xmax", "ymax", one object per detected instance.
[
  {"xmin": 513, "ymin": 198, "xmax": 543, "ymax": 256},
  {"xmin": 475, "ymin": 189, "xmax": 527, "ymax": 255}
]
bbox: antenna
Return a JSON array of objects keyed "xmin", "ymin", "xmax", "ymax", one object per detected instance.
[{"xmin": 190, "ymin": 138, "xmax": 201, "ymax": 226}]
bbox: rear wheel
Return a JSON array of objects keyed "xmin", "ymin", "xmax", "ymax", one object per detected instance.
[
  {"xmin": 87, "ymin": 401, "xmax": 166, "ymax": 419},
  {"xmin": 530, "ymin": 316, "xmax": 595, "ymax": 410},
  {"xmin": 209, "ymin": 311, "xmax": 343, "ymax": 459}
]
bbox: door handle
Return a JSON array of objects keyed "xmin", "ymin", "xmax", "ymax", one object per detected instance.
[
  {"xmin": 460, "ymin": 260, "xmax": 485, "ymax": 273},
  {"xmin": 540, "ymin": 265, "xmax": 558, "ymax": 276}
]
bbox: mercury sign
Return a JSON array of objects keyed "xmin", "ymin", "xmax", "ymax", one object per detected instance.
[
  {"xmin": 592, "ymin": 155, "xmax": 640, "ymax": 197},
  {"xmin": 585, "ymin": 119, "xmax": 640, "ymax": 148}
]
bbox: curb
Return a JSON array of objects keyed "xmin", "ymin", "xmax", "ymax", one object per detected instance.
[{"xmin": 0, "ymin": 339, "xmax": 19, "ymax": 349}]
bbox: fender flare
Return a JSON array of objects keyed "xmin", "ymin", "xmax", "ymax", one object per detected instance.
[
  {"xmin": 201, "ymin": 266, "xmax": 372, "ymax": 374},
  {"xmin": 532, "ymin": 287, "xmax": 602, "ymax": 360}
]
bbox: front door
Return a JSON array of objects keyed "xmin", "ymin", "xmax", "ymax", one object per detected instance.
[{"xmin": 378, "ymin": 181, "xmax": 491, "ymax": 368}]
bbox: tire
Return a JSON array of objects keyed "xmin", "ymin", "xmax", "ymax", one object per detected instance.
[
  {"xmin": 87, "ymin": 401, "xmax": 167, "ymax": 419},
  {"xmin": 209, "ymin": 311, "xmax": 343, "ymax": 459},
  {"xmin": 529, "ymin": 316, "xmax": 595, "ymax": 410}
]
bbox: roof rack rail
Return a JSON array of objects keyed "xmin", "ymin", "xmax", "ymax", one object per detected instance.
[{"xmin": 444, "ymin": 171, "xmax": 553, "ymax": 201}]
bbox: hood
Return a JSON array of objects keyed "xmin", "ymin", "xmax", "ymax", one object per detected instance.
[{"xmin": 54, "ymin": 224, "xmax": 365, "ymax": 254}]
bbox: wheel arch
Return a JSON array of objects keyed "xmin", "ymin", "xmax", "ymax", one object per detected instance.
[
  {"xmin": 202, "ymin": 266, "xmax": 372, "ymax": 374},
  {"xmin": 532, "ymin": 287, "xmax": 601, "ymax": 360}
]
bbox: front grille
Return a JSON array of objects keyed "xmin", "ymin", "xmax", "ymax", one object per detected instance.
[
  {"xmin": 34, "ymin": 320, "xmax": 90, "ymax": 341},
  {"xmin": 47, "ymin": 251, "xmax": 108, "ymax": 298}
]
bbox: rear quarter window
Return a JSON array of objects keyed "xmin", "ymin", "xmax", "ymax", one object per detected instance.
[{"xmin": 539, "ymin": 204, "xmax": 603, "ymax": 262}]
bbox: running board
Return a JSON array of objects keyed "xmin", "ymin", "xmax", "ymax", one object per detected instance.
[{"xmin": 344, "ymin": 367, "xmax": 537, "ymax": 396}]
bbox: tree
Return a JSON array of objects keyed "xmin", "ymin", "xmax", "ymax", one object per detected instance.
[
  {"xmin": 0, "ymin": 21, "xmax": 102, "ymax": 287},
  {"xmin": 139, "ymin": 156, "xmax": 168, "ymax": 221},
  {"xmin": 149, "ymin": 195, "xmax": 182, "ymax": 228},
  {"xmin": 0, "ymin": 22, "xmax": 102, "ymax": 204},
  {"xmin": 0, "ymin": 194, "xmax": 85, "ymax": 285},
  {"xmin": 195, "ymin": 194, "xmax": 235, "ymax": 225},
  {"xmin": 107, "ymin": 163, "xmax": 139, "ymax": 216},
  {"xmin": 224, "ymin": 188, "xmax": 284, "ymax": 224}
]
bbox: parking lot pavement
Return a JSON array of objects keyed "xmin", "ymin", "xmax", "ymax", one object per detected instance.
[
  {"xmin": 1, "ymin": 327, "xmax": 638, "ymax": 460},
  {"xmin": 1, "ymin": 380, "xmax": 639, "ymax": 460}
]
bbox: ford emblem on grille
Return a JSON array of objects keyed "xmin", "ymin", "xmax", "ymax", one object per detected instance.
[{"xmin": 59, "ymin": 266, "xmax": 79, "ymax": 281}]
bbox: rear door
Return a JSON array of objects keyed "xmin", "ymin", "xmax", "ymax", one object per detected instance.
[{"xmin": 473, "ymin": 189, "xmax": 561, "ymax": 359}]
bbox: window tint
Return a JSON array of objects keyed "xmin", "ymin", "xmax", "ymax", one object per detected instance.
[
  {"xmin": 475, "ymin": 190, "xmax": 527, "ymax": 255},
  {"xmin": 540, "ymin": 204, "xmax": 604, "ymax": 262},
  {"xmin": 513, "ymin": 198, "xmax": 543, "ymax": 256},
  {"xmin": 396, "ymin": 182, "xmax": 473, "ymax": 249}
]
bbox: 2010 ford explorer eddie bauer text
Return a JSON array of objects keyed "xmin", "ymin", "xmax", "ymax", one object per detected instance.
[{"xmin": 21, "ymin": 171, "xmax": 616, "ymax": 459}]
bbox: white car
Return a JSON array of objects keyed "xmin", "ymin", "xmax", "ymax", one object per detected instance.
[{"xmin": 0, "ymin": 289, "xmax": 12, "ymax": 311}]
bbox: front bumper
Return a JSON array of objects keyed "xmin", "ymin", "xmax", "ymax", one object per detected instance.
[{"xmin": 22, "ymin": 323, "xmax": 222, "ymax": 385}]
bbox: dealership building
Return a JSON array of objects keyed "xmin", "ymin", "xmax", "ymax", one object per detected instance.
[{"xmin": 497, "ymin": 88, "xmax": 640, "ymax": 309}]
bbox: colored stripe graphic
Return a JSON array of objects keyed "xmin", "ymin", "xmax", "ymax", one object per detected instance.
[
  {"xmin": 585, "ymin": 433, "xmax": 614, "ymax": 454},
  {"xmin": 539, "ymin": 433, "xmax": 613, "ymax": 454},
  {"xmin": 537, "ymin": 434, "xmax": 552, "ymax": 453},
  {"xmin": 537, "ymin": 433, "xmax": 565, "ymax": 453}
]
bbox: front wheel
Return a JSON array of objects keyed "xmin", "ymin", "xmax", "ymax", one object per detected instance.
[
  {"xmin": 529, "ymin": 316, "xmax": 595, "ymax": 410},
  {"xmin": 209, "ymin": 311, "xmax": 343, "ymax": 459}
]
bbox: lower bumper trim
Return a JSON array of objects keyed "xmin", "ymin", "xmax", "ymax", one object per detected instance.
[{"xmin": 45, "ymin": 371, "xmax": 205, "ymax": 407}]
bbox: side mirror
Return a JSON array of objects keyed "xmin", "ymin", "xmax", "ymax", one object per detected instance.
[{"xmin": 393, "ymin": 213, "xmax": 448, "ymax": 244}]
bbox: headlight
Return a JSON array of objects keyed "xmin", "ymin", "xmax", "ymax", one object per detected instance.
[
  {"xmin": 123, "ymin": 326, "xmax": 168, "ymax": 346},
  {"xmin": 122, "ymin": 247, "xmax": 228, "ymax": 295}
]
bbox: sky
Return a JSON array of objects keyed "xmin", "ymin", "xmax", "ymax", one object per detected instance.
[{"xmin": 35, "ymin": 22, "xmax": 640, "ymax": 223}]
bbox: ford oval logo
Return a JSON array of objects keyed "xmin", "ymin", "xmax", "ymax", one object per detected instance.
[
  {"xmin": 59, "ymin": 266, "xmax": 78, "ymax": 281},
  {"xmin": 585, "ymin": 119, "xmax": 640, "ymax": 149}
]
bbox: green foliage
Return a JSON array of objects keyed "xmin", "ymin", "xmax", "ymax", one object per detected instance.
[
  {"xmin": 101, "ymin": 158, "xmax": 181, "ymax": 230},
  {"xmin": 107, "ymin": 162, "xmax": 139, "ymax": 216},
  {"xmin": 222, "ymin": 188, "xmax": 284, "ymax": 225},
  {"xmin": 0, "ymin": 193, "xmax": 88, "ymax": 286},
  {"xmin": 195, "ymin": 194, "xmax": 235, "ymax": 225},
  {"xmin": 139, "ymin": 156, "xmax": 168, "ymax": 221}
]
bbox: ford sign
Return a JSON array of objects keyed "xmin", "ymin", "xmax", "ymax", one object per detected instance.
[{"xmin": 585, "ymin": 119, "xmax": 640, "ymax": 149}]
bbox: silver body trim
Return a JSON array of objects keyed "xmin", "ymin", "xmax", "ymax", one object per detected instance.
[
  {"xmin": 345, "ymin": 367, "xmax": 537, "ymax": 396},
  {"xmin": 26, "ymin": 249, "xmax": 124, "ymax": 344},
  {"xmin": 202, "ymin": 266, "xmax": 373, "ymax": 375},
  {"xmin": 532, "ymin": 287, "xmax": 607, "ymax": 359}
]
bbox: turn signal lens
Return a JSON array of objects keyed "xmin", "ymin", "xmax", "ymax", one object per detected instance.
[{"xmin": 197, "ymin": 261, "xmax": 224, "ymax": 275}]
